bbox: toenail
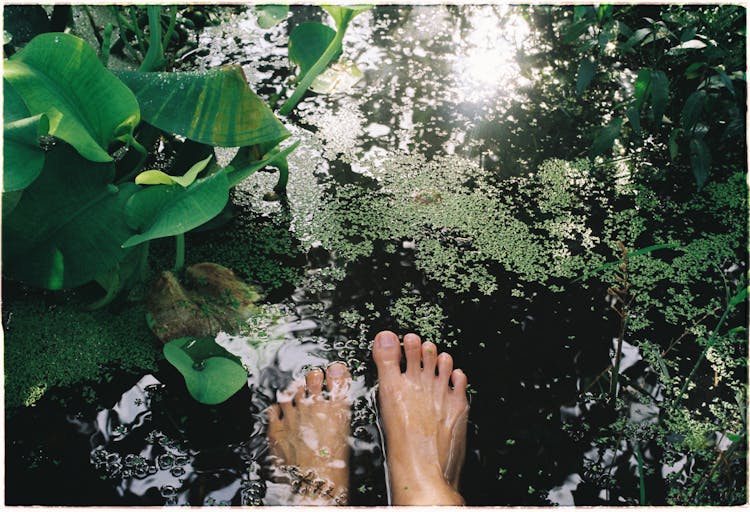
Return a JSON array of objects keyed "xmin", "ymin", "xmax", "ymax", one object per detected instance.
[
  {"xmin": 376, "ymin": 332, "xmax": 398, "ymax": 347},
  {"xmin": 327, "ymin": 362, "xmax": 346, "ymax": 377}
]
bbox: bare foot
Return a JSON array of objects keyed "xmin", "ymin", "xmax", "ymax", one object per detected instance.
[
  {"xmin": 266, "ymin": 362, "xmax": 352, "ymax": 505},
  {"xmin": 373, "ymin": 331, "xmax": 469, "ymax": 506}
]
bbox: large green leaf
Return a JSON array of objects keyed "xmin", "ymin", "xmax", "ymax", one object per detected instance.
[
  {"xmin": 3, "ymin": 144, "xmax": 138, "ymax": 289},
  {"xmin": 650, "ymin": 70, "xmax": 669, "ymax": 125},
  {"xmin": 123, "ymin": 170, "xmax": 230, "ymax": 248},
  {"xmin": 163, "ymin": 337, "xmax": 247, "ymax": 405},
  {"xmin": 681, "ymin": 90, "xmax": 706, "ymax": 131},
  {"xmin": 289, "ymin": 22, "xmax": 338, "ymax": 77},
  {"xmin": 3, "ymin": 79, "xmax": 49, "ymax": 196},
  {"xmin": 4, "ymin": 78, "xmax": 31, "ymax": 122},
  {"xmin": 116, "ymin": 66, "xmax": 289, "ymax": 147},
  {"xmin": 323, "ymin": 5, "xmax": 372, "ymax": 30},
  {"xmin": 633, "ymin": 69, "xmax": 651, "ymax": 108},
  {"xmin": 591, "ymin": 117, "xmax": 623, "ymax": 156},
  {"xmin": 3, "ymin": 114, "xmax": 49, "ymax": 192},
  {"xmin": 4, "ymin": 33, "xmax": 140, "ymax": 163}
]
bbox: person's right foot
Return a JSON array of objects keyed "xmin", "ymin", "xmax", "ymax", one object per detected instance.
[{"xmin": 372, "ymin": 330, "xmax": 469, "ymax": 505}]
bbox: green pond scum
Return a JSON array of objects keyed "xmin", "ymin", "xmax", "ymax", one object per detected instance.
[{"xmin": 4, "ymin": 295, "xmax": 159, "ymax": 409}]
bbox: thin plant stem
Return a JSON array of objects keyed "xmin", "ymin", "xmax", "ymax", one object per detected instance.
[
  {"xmin": 278, "ymin": 20, "xmax": 349, "ymax": 115},
  {"xmin": 130, "ymin": 7, "xmax": 147, "ymax": 57},
  {"xmin": 116, "ymin": 135, "xmax": 149, "ymax": 184},
  {"xmin": 112, "ymin": 7, "xmax": 140, "ymax": 62},
  {"xmin": 634, "ymin": 440, "xmax": 646, "ymax": 505},
  {"xmin": 140, "ymin": 5, "xmax": 164, "ymax": 71},
  {"xmin": 162, "ymin": 6, "xmax": 178, "ymax": 51},
  {"xmin": 101, "ymin": 23, "xmax": 114, "ymax": 66},
  {"xmin": 690, "ymin": 431, "xmax": 744, "ymax": 503},
  {"xmin": 174, "ymin": 233, "xmax": 185, "ymax": 271},
  {"xmin": 671, "ymin": 300, "xmax": 734, "ymax": 410}
]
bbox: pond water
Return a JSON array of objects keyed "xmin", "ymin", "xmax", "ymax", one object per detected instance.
[{"xmin": 5, "ymin": 4, "xmax": 747, "ymax": 507}]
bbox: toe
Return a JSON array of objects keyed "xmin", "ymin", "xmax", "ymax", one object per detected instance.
[
  {"xmin": 305, "ymin": 368, "xmax": 325, "ymax": 398},
  {"xmin": 437, "ymin": 352, "xmax": 454, "ymax": 388},
  {"xmin": 278, "ymin": 387, "xmax": 296, "ymax": 415},
  {"xmin": 267, "ymin": 403, "xmax": 282, "ymax": 425},
  {"xmin": 372, "ymin": 330, "xmax": 403, "ymax": 380},
  {"xmin": 325, "ymin": 362, "xmax": 351, "ymax": 397},
  {"xmin": 403, "ymin": 333, "xmax": 422, "ymax": 378},
  {"xmin": 450, "ymin": 369, "xmax": 469, "ymax": 402},
  {"xmin": 421, "ymin": 341, "xmax": 438, "ymax": 378}
]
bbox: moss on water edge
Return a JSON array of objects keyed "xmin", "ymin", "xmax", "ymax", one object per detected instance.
[{"xmin": 4, "ymin": 294, "xmax": 160, "ymax": 409}]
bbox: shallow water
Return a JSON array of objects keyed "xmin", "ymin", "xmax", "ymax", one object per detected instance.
[{"xmin": 5, "ymin": 4, "xmax": 747, "ymax": 506}]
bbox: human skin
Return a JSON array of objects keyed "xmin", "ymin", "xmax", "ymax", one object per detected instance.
[
  {"xmin": 266, "ymin": 331, "xmax": 469, "ymax": 506},
  {"xmin": 372, "ymin": 330, "xmax": 468, "ymax": 505},
  {"xmin": 266, "ymin": 362, "xmax": 352, "ymax": 505}
]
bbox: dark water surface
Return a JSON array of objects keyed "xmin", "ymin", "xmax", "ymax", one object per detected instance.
[{"xmin": 5, "ymin": 5, "xmax": 746, "ymax": 506}]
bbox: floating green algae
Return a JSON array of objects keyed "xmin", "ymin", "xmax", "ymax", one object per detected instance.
[
  {"xmin": 389, "ymin": 287, "xmax": 459, "ymax": 347},
  {"xmin": 4, "ymin": 295, "xmax": 160, "ymax": 408},
  {"xmin": 276, "ymin": 152, "xmax": 610, "ymax": 296}
]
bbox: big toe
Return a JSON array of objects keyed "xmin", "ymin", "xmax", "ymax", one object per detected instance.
[
  {"xmin": 326, "ymin": 362, "xmax": 351, "ymax": 397},
  {"xmin": 305, "ymin": 367, "xmax": 325, "ymax": 398},
  {"xmin": 372, "ymin": 330, "xmax": 402, "ymax": 379}
]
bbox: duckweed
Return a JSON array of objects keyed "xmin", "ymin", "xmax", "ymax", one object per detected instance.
[{"xmin": 4, "ymin": 295, "xmax": 159, "ymax": 408}]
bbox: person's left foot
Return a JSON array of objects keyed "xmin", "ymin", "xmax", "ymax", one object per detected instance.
[{"xmin": 266, "ymin": 363, "xmax": 352, "ymax": 505}]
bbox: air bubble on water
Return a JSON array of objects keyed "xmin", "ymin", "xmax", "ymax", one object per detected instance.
[
  {"xmin": 157, "ymin": 453, "xmax": 175, "ymax": 470},
  {"xmin": 170, "ymin": 467, "xmax": 186, "ymax": 478},
  {"xmin": 160, "ymin": 485, "xmax": 178, "ymax": 498}
]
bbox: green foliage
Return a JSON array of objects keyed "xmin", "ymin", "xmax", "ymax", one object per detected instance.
[
  {"xmin": 124, "ymin": 169, "xmax": 230, "ymax": 249},
  {"xmin": 3, "ymin": 113, "xmax": 48, "ymax": 193},
  {"xmin": 135, "ymin": 154, "xmax": 213, "ymax": 187},
  {"xmin": 116, "ymin": 66, "xmax": 289, "ymax": 147},
  {"xmin": 289, "ymin": 22, "xmax": 339, "ymax": 77},
  {"xmin": 3, "ymin": 32, "xmax": 295, "ymax": 304},
  {"xmin": 279, "ymin": 5, "xmax": 372, "ymax": 115},
  {"xmin": 562, "ymin": 5, "xmax": 745, "ymax": 188},
  {"xmin": 255, "ymin": 5, "xmax": 289, "ymax": 29},
  {"xmin": 3, "ymin": 145, "xmax": 139, "ymax": 289},
  {"xmin": 4, "ymin": 32, "xmax": 141, "ymax": 162},
  {"xmin": 163, "ymin": 337, "xmax": 248, "ymax": 405}
]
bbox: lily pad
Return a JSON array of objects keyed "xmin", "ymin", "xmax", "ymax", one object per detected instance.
[{"xmin": 163, "ymin": 337, "xmax": 247, "ymax": 405}]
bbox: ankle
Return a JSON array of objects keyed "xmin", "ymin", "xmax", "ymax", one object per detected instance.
[
  {"xmin": 390, "ymin": 469, "xmax": 464, "ymax": 506},
  {"xmin": 393, "ymin": 483, "xmax": 465, "ymax": 506}
]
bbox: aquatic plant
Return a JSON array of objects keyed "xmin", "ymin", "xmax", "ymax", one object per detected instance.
[
  {"xmin": 571, "ymin": 163, "xmax": 747, "ymax": 504},
  {"xmin": 3, "ymin": 294, "xmax": 159, "ymax": 408},
  {"xmin": 3, "ymin": 31, "xmax": 294, "ymax": 305},
  {"xmin": 278, "ymin": 5, "xmax": 372, "ymax": 114},
  {"xmin": 163, "ymin": 337, "xmax": 248, "ymax": 405}
]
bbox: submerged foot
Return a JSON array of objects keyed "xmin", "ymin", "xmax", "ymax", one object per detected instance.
[
  {"xmin": 266, "ymin": 363, "xmax": 352, "ymax": 505},
  {"xmin": 373, "ymin": 330, "xmax": 469, "ymax": 506}
]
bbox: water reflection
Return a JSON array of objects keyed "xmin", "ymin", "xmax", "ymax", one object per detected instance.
[
  {"xmin": 73, "ymin": 299, "xmax": 379, "ymax": 505},
  {"xmin": 452, "ymin": 5, "xmax": 531, "ymax": 102}
]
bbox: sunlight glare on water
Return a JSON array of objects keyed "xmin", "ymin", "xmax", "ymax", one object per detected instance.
[{"xmin": 452, "ymin": 5, "xmax": 531, "ymax": 103}]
